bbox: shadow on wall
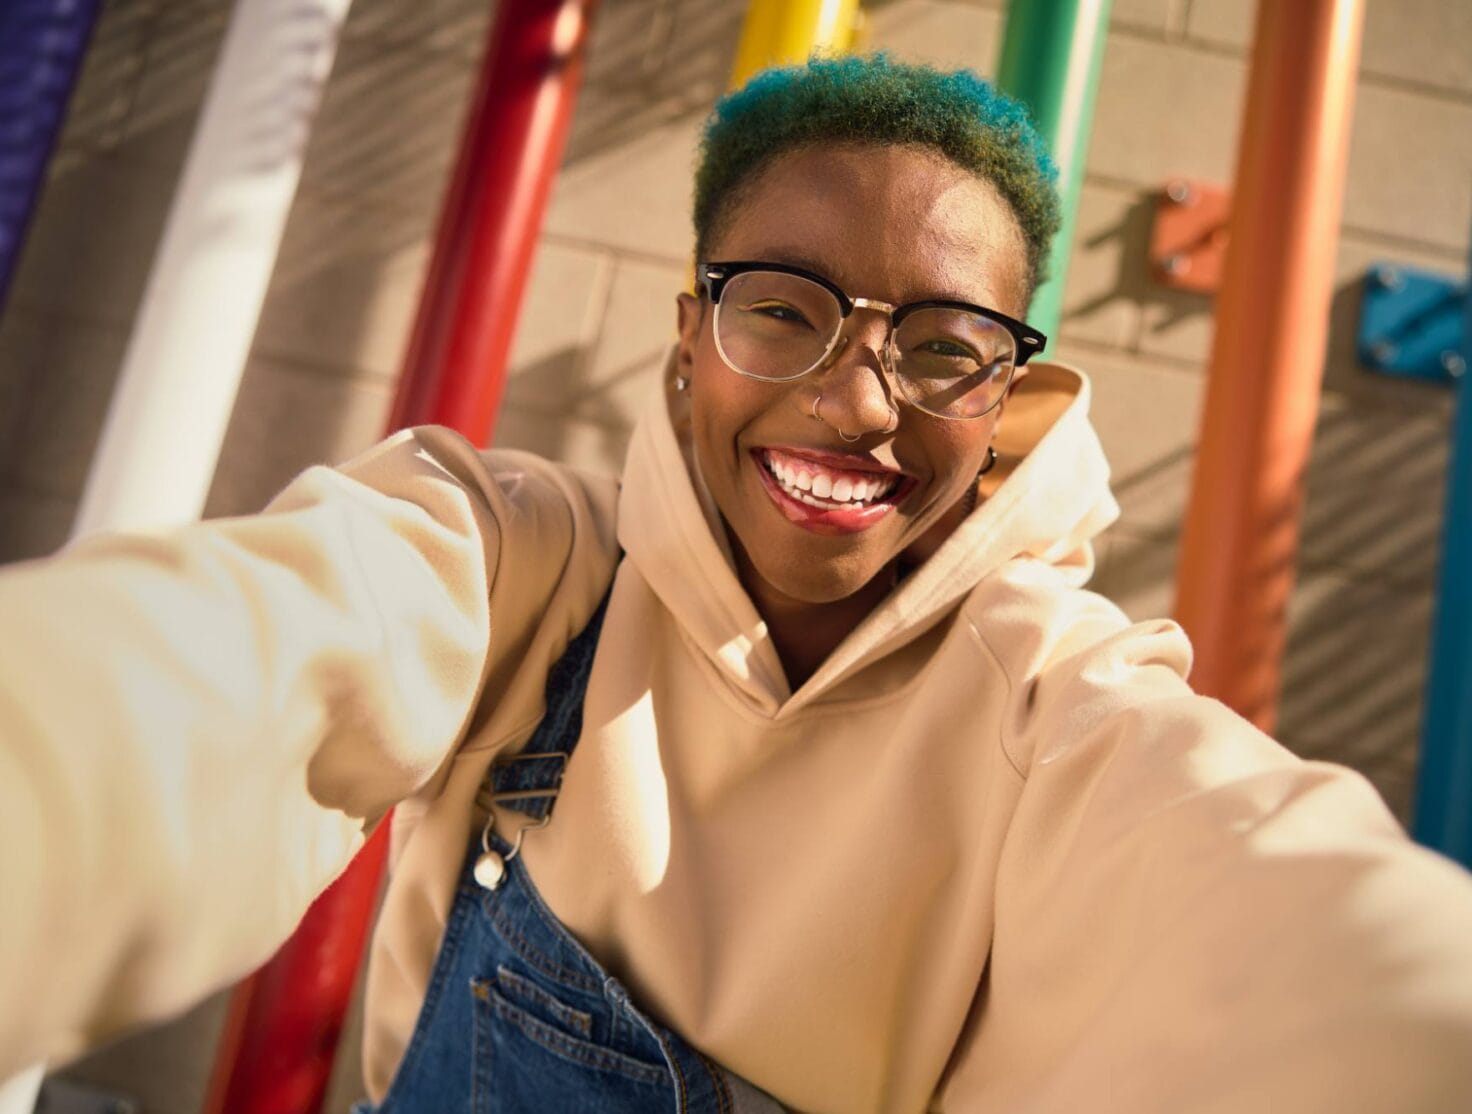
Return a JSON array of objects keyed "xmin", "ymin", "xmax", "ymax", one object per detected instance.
[
  {"xmin": 210, "ymin": 0, "xmax": 748, "ymax": 516},
  {"xmin": 564, "ymin": 0, "xmax": 743, "ymax": 164},
  {"xmin": 1094, "ymin": 270, "xmax": 1451, "ymax": 825},
  {"xmin": 493, "ymin": 345, "xmax": 653, "ymax": 467},
  {"xmin": 0, "ymin": 0, "xmax": 746, "ymax": 558},
  {"xmin": 1067, "ymin": 189, "xmax": 1218, "ymax": 345}
]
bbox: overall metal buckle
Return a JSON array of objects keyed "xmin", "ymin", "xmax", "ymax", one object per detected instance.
[{"xmin": 472, "ymin": 751, "xmax": 569, "ymax": 891}]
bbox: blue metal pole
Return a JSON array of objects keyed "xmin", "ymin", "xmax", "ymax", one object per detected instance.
[
  {"xmin": 1412, "ymin": 243, "xmax": 1472, "ymax": 865},
  {"xmin": 0, "ymin": 0, "xmax": 102, "ymax": 315}
]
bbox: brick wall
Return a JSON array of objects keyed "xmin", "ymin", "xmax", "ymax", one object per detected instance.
[{"xmin": 2, "ymin": 0, "xmax": 1468, "ymax": 1109}]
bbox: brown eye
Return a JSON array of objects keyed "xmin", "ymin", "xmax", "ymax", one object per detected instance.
[
  {"xmin": 915, "ymin": 338, "xmax": 981, "ymax": 363},
  {"xmin": 740, "ymin": 299, "xmax": 813, "ymax": 328}
]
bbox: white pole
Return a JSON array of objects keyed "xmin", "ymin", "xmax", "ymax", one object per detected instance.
[
  {"xmin": 72, "ymin": 0, "xmax": 353, "ymax": 537},
  {"xmin": 0, "ymin": 1066, "xmax": 43, "ymax": 1114}
]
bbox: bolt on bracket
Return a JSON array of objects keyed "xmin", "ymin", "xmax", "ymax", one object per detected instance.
[
  {"xmin": 1149, "ymin": 178, "xmax": 1231, "ymax": 294},
  {"xmin": 1357, "ymin": 264, "xmax": 1467, "ymax": 386}
]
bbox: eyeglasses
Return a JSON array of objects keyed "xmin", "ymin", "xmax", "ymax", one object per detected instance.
[{"xmin": 696, "ymin": 260, "xmax": 1046, "ymax": 420}]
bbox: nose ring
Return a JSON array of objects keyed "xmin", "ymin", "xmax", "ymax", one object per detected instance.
[{"xmin": 812, "ymin": 391, "xmax": 896, "ymax": 442}]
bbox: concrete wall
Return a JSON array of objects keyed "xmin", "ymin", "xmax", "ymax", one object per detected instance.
[{"xmin": 1, "ymin": 0, "xmax": 1468, "ymax": 1109}]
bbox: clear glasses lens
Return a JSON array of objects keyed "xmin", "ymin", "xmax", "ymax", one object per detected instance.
[
  {"xmin": 713, "ymin": 269, "xmax": 1017, "ymax": 419},
  {"xmin": 893, "ymin": 307, "xmax": 1016, "ymax": 419},
  {"xmin": 715, "ymin": 271, "xmax": 843, "ymax": 382}
]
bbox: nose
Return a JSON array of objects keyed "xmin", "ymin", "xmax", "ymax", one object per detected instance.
[{"xmin": 811, "ymin": 312, "xmax": 899, "ymax": 438}]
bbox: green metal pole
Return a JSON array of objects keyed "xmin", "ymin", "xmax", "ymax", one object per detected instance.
[{"xmin": 995, "ymin": 0, "xmax": 1112, "ymax": 342}]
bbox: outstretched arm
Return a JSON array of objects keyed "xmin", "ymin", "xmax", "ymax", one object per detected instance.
[
  {"xmin": 938, "ymin": 596, "xmax": 1472, "ymax": 1113},
  {"xmin": 0, "ymin": 425, "xmax": 500, "ymax": 1077}
]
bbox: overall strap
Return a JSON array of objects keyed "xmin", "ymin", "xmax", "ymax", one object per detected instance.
[{"xmin": 479, "ymin": 581, "xmax": 614, "ymax": 824}]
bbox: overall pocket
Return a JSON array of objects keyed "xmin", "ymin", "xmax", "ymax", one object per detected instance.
[{"xmin": 469, "ymin": 970, "xmax": 672, "ymax": 1113}]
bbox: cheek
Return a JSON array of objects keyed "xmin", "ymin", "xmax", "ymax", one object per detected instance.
[
  {"xmin": 917, "ymin": 417, "xmax": 999, "ymax": 500},
  {"xmin": 690, "ymin": 342, "xmax": 789, "ymax": 456},
  {"xmin": 689, "ymin": 358, "xmax": 763, "ymax": 478}
]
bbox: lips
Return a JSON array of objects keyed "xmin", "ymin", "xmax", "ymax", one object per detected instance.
[{"xmin": 751, "ymin": 446, "xmax": 913, "ymax": 534}]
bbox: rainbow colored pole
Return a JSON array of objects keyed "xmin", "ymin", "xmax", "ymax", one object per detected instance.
[
  {"xmin": 1172, "ymin": 0, "xmax": 1365, "ymax": 732},
  {"xmin": 728, "ymin": 0, "xmax": 861, "ymax": 89},
  {"xmin": 1412, "ymin": 249, "xmax": 1472, "ymax": 865},
  {"xmin": 994, "ymin": 0, "xmax": 1111, "ymax": 340},
  {"xmin": 0, "ymin": 0, "xmax": 102, "ymax": 315},
  {"xmin": 204, "ymin": 4, "xmax": 600, "ymax": 1111}
]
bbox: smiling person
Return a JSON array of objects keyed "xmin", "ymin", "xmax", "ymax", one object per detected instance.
[{"xmin": 3, "ymin": 55, "xmax": 1472, "ymax": 1114}]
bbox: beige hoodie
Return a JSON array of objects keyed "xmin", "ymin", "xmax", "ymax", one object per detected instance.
[{"xmin": 2, "ymin": 365, "xmax": 1471, "ymax": 1112}]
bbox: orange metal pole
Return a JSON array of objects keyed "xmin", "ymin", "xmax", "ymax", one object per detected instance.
[{"xmin": 1172, "ymin": 0, "xmax": 1364, "ymax": 732}]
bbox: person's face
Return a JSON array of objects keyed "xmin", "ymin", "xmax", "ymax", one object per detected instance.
[{"xmin": 675, "ymin": 143, "xmax": 1031, "ymax": 605}]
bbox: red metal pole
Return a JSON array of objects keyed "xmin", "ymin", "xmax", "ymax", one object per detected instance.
[
  {"xmin": 390, "ymin": 0, "xmax": 600, "ymax": 440},
  {"xmin": 1171, "ymin": 0, "xmax": 1364, "ymax": 732},
  {"xmin": 202, "ymin": 827, "xmax": 389, "ymax": 1114},
  {"xmin": 203, "ymin": 3, "xmax": 599, "ymax": 1111}
]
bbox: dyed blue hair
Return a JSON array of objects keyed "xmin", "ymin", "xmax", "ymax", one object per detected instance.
[{"xmin": 694, "ymin": 54, "xmax": 1061, "ymax": 294}]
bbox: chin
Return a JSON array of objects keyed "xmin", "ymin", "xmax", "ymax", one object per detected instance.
[{"xmin": 750, "ymin": 546, "xmax": 888, "ymax": 606}]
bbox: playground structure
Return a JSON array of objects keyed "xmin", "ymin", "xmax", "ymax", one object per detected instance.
[{"xmin": 0, "ymin": 0, "xmax": 1467, "ymax": 1110}]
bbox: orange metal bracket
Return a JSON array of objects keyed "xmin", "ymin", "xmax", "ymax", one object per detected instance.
[{"xmin": 1150, "ymin": 178, "xmax": 1231, "ymax": 293}]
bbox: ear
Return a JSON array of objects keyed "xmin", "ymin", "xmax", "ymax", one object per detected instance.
[
  {"xmin": 675, "ymin": 291, "xmax": 703, "ymax": 380},
  {"xmin": 992, "ymin": 364, "xmax": 1029, "ymax": 429}
]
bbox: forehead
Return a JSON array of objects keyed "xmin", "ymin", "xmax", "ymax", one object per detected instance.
[{"xmin": 709, "ymin": 143, "xmax": 1028, "ymax": 314}]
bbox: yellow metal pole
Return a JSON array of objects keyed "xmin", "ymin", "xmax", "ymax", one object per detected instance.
[{"xmin": 729, "ymin": 0, "xmax": 862, "ymax": 89}]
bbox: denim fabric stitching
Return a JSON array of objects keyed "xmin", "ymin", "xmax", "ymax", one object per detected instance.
[
  {"xmin": 697, "ymin": 1050, "xmax": 733, "ymax": 1114},
  {"xmin": 481, "ymin": 891, "xmax": 603, "ymax": 992},
  {"xmin": 494, "ymin": 964, "xmax": 594, "ymax": 1037},
  {"xmin": 374, "ymin": 871, "xmax": 479, "ymax": 1108},
  {"xmin": 647, "ymin": 1024, "xmax": 690, "ymax": 1113},
  {"xmin": 507, "ymin": 851, "xmax": 612, "ymax": 972},
  {"xmin": 470, "ymin": 979, "xmax": 492, "ymax": 1112},
  {"xmin": 478, "ymin": 982, "xmax": 670, "ymax": 1085}
]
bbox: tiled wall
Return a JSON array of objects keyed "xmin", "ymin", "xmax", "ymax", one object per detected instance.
[{"xmin": 2, "ymin": 0, "xmax": 1468, "ymax": 1109}]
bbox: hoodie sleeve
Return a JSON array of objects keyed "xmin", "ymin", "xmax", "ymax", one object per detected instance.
[
  {"xmin": 937, "ymin": 587, "xmax": 1472, "ymax": 1113},
  {"xmin": 0, "ymin": 425, "xmax": 538, "ymax": 1077}
]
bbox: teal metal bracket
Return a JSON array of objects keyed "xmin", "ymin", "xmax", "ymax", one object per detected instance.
[{"xmin": 1358, "ymin": 264, "xmax": 1466, "ymax": 384}]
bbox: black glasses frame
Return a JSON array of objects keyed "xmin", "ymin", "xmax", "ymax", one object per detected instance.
[{"xmin": 695, "ymin": 259, "xmax": 1048, "ymax": 364}]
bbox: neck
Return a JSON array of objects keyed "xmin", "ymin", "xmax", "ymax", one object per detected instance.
[{"xmin": 733, "ymin": 547, "xmax": 898, "ymax": 690}]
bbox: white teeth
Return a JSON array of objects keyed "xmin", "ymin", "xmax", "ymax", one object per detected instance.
[{"xmin": 761, "ymin": 451, "xmax": 899, "ymax": 509}]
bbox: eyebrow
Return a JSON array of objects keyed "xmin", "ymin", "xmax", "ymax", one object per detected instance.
[
  {"xmin": 745, "ymin": 248, "xmax": 839, "ymax": 280},
  {"xmin": 741, "ymin": 247, "xmax": 996, "ymax": 308}
]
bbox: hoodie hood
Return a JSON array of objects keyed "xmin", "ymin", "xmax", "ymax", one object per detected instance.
[{"xmin": 617, "ymin": 361, "xmax": 1119, "ymax": 717}]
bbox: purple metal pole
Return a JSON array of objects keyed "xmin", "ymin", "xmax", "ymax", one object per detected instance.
[{"xmin": 0, "ymin": 0, "xmax": 102, "ymax": 314}]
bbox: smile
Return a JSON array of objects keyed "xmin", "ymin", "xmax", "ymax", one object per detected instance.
[{"xmin": 752, "ymin": 447, "xmax": 912, "ymax": 534}]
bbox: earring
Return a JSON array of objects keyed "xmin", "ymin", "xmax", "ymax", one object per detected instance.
[
  {"xmin": 811, "ymin": 393, "xmax": 824, "ymax": 422},
  {"xmin": 674, "ymin": 374, "xmax": 689, "ymax": 393},
  {"xmin": 960, "ymin": 448, "xmax": 998, "ymax": 519}
]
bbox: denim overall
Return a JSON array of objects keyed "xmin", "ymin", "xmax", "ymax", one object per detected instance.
[{"xmin": 360, "ymin": 590, "xmax": 787, "ymax": 1113}]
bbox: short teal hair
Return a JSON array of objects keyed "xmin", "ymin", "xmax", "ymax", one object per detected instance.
[{"xmin": 694, "ymin": 53, "xmax": 1061, "ymax": 297}]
